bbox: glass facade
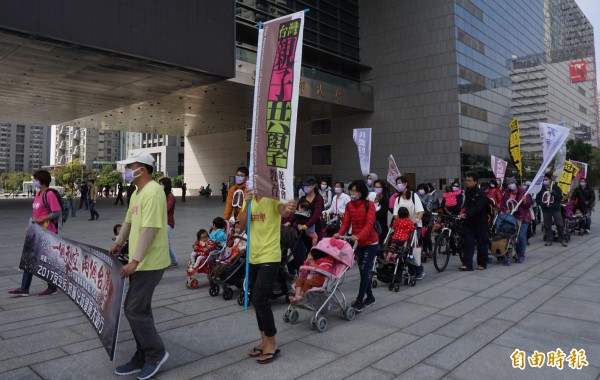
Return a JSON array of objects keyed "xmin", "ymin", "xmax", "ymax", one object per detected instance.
[{"xmin": 455, "ymin": 0, "xmax": 596, "ymax": 179}]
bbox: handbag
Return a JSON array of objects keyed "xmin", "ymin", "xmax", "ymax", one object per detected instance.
[{"xmin": 407, "ymin": 229, "xmax": 422, "ymax": 266}]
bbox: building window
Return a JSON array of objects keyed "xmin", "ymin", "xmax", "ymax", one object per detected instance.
[
  {"xmin": 457, "ymin": 29, "xmax": 485, "ymax": 54},
  {"xmin": 459, "ymin": 65, "xmax": 487, "ymax": 92},
  {"xmin": 312, "ymin": 145, "xmax": 332, "ymax": 165},
  {"xmin": 456, "ymin": 0, "xmax": 483, "ymax": 21},
  {"xmin": 579, "ymin": 105, "xmax": 587, "ymax": 115},
  {"xmin": 311, "ymin": 119, "xmax": 331, "ymax": 135},
  {"xmin": 460, "ymin": 102, "xmax": 488, "ymax": 122},
  {"xmin": 578, "ymin": 86, "xmax": 586, "ymax": 96}
]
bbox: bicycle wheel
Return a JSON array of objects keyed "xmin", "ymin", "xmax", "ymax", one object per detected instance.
[
  {"xmin": 433, "ymin": 233, "xmax": 451, "ymax": 272},
  {"xmin": 456, "ymin": 236, "xmax": 465, "ymax": 264}
]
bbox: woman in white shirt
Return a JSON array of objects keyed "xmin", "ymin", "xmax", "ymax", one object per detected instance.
[
  {"xmin": 392, "ymin": 176, "xmax": 425, "ymax": 280},
  {"xmin": 327, "ymin": 181, "xmax": 351, "ymax": 216}
]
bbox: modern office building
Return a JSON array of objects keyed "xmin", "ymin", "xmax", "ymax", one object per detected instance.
[
  {"xmin": 55, "ymin": 126, "xmax": 121, "ymax": 169},
  {"xmin": 0, "ymin": 0, "xmax": 596, "ymax": 190},
  {"xmin": 0, "ymin": 123, "xmax": 50, "ymax": 172},
  {"xmin": 124, "ymin": 132, "xmax": 185, "ymax": 177}
]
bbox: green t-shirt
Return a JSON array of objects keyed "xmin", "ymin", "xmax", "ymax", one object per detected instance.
[
  {"xmin": 125, "ymin": 181, "xmax": 170, "ymax": 271},
  {"xmin": 249, "ymin": 196, "xmax": 283, "ymax": 264}
]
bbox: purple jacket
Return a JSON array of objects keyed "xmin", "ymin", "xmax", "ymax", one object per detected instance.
[{"xmin": 500, "ymin": 188, "xmax": 532, "ymax": 224}]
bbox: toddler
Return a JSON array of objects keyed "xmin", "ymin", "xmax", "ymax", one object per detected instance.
[
  {"xmin": 295, "ymin": 200, "xmax": 318, "ymax": 247},
  {"xmin": 441, "ymin": 184, "xmax": 462, "ymax": 215},
  {"xmin": 290, "ymin": 245, "xmax": 334, "ymax": 305},
  {"xmin": 112, "ymin": 224, "xmax": 129, "ymax": 265},
  {"xmin": 189, "ymin": 229, "xmax": 216, "ymax": 270},
  {"xmin": 389, "ymin": 207, "xmax": 415, "ymax": 262},
  {"xmin": 209, "ymin": 217, "xmax": 228, "ymax": 250},
  {"xmin": 213, "ymin": 225, "xmax": 247, "ymax": 279}
]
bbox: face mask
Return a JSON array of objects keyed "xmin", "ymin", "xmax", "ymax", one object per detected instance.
[
  {"xmin": 334, "ymin": 187, "xmax": 342, "ymax": 194},
  {"xmin": 417, "ymin": 189, "xmax": 426, "ymax": 195},
  {"xmin": 580, "ymin": 182, "xmax": 586, "ymax": 187},
  {"xmin": 367, "ymin": 179, "xmax": 373, "ymax": 186},
  {"xmin": 34, "ymin": 181, "xmax": 42, "ymax": 189},
  {"xmin": 235, "ymin": 175, "xmax": 245, "ymax": 185},
  {"xmin": 543, "ymin": 180, "xmax": 550, "ymax": 186},
  {"xmin": 396, "ymin": 184, "xmax": 405, "ymax": 192},
  {"xmin": 374, "ymin": 188, "xmax": 382, "ymax": 195},
  {"xmin": 521, "ymin": 185, "xmax": 528, "ymax": 191},
  {"xmin": 320, "ymin": 184, "xmax": 327, "ymax": 191},
  {"xmin": 508, "ymin": 184, "xmax": 517, "ymax": 191},
  {"xmin": 124, "ymin": 167, "xmax": 143, "ymax": 183},
  {"xmin": 452, "ymin": 186, "xmax": 460, "ymax": 192},
  {"xmin": 350, "ymin": 193, "xmax": 360, "ymax": 201},
  {"xmin": 303, "ymin": 186, "xmax": 313, "ymax": 195},
  {"xmin": 490, "ymin": 184, "xmax": 495, "ymax": 188},
  {"xmin": 161, "ymin": 185, "xmax": 165, "ymax": 189}
]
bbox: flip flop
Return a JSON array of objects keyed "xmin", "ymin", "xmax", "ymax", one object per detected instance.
[
  {"xmin": 248, "ymin": 346, "xmax": 263, "ymax": 358},
  {"xmin": 476, "ymin": 265, "xmax": 486, "ymax": 270},
  {"xmin": 257, "ymin": 349, "xmax": 280, "ymax": 364}
]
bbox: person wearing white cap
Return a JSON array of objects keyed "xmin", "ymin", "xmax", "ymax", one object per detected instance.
[{"xmin": 109, "ymin": 152, "xmax": 170, "ymax": 379}]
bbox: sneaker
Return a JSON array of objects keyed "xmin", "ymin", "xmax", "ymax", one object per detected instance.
[
  {"xmin": 137, "ymin": 351, "xmax": 169, "ymax": 380},
  {"xmin": 352, "ymin": 300, "xmax": 364, "ymax": 312},
  {"xmin": 8, "ymin": 288, "xmax": 29, "ymax": 297},
  {"xmin": 544, "ymin": 241, "xmax": 552, "ymax": 246},
  {"xmin": 115, "ymin": 362, "xmax": 142, "ymax": 376},
  {"xmin": 38, "ymin": 288, "xmax": 58, "ymax": 296},
  {"xmin": 561, "ymin": 240, "xmax": 568, "ymax": 247},
  {"xmin": 170, "ymin": 262, "xmax": 179, "ymax": 268},
  {"xmin": 585, "ymin": 229, "xmax": 590, "ymax": 234},
  {"xmin": 363, "ymin": 296, "xmax": 376, "ymax": 307},
  {"xmin": 415, "ymin": 272, "xmax": 425, "ymax": 280}
]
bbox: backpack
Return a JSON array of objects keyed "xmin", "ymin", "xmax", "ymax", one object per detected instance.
[
  {"xmin": 365, "ymin": 201, "xmax": 383, "ymax": 235},
  {"xmin": 42, "ymin": 188, "xmax": 67, "ymax": 230}
]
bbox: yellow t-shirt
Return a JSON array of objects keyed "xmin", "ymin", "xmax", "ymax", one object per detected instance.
[
  {"xmin": 125, "ymin": 181, "xmax": 170, "ymax": 271},
  {"xmin": 249, "ymin": 196, "xmax": 283, "ymax": 264}
]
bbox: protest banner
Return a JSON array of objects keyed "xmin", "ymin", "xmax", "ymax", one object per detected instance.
[
  {"xmin": 387, "ymin": 155, "xmax": 401, "ymax": 187},
  {"xmin": 570, "ymin": 160, "xmax": 588, "ymax": 181},
  {"xmin": 557, "ymin": 161, "xmax": 579, "ymax": 197},
  {"xmin": 20, "ymin": 222, "xmax": 125, "ymax": 360},
  {"xmin": 491, "ymin": 155, "xmax": 508, "ymax": 185},
  {"xmin": 508, "ymin": 118, "xmax": 523, "ymax": 178},
  {"xmin": 353, "ymin": 128, "xmax": 372, "ymax": 176},
  {"xmin": 246, "ymin": 11, "xmax": 305, "ymax": 202}
]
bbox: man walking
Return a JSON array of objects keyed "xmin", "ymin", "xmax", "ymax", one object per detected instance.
[
  {"xmin": 536, "ymin": 173, "xmax": 567, "ymax": 246},
  {"xmin": 78, "ymin": 181, "xmax": 89, "ymax": 210},
  {"xmin": 65, "ymin": 180, "xmax": 76, "ymax": 220},
  {"xmin": 181, "ymin": 182, "xmax": 187, "ymax": 202},
  {"xmin": 88, "ymin": 180, "xmax": 100, "ymax": 221},
  {"xmin": 110, "ymin": 152, "xmax": 170, "ymax": 379},
  {"xmin": 114, "ymin": 181, "xmax": 124, "ymax": 206},
  {"xmin": 459, "ymin": 173, "xmax": 489, "ymax": 271}
]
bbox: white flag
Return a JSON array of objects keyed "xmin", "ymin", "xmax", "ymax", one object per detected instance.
[{"xmin": 527, "ymin": 123, "xmax": 570, "ymax": 197}]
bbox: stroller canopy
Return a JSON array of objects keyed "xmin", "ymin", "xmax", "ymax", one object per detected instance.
[
  {"xmin": 495, "ymin": 213, "xmax": 519, "ymax": 236},
  {"xmin": 311, "ymin": 238, "xmax": 355, "ymax": 269}
]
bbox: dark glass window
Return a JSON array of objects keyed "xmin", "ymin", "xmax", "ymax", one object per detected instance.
[{"xmin": 312, "ymin": 145, "xmax": 332, "ymax": 165}]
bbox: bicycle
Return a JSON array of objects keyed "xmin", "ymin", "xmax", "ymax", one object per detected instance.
[{"xmin": 432, "ymin": 213, "xmax": 465, "ymax": 272}]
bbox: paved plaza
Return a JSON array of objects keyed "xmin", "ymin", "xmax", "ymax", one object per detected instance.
[{"xmin": 1, "ymin": 196, "xmax": 599, "ymax": 380}]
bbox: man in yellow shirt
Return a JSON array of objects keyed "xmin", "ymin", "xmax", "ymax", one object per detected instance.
[
  {"xmin": 88, "ymin": 179, "xmax": 100, "ymax": 221},
  {"xmin": 238, "ymin": 189, "xmax": 295, "ymax": 364},
  {"xmin": 110, "ymin": 152, "xmax": 170, "ymax": 379}
]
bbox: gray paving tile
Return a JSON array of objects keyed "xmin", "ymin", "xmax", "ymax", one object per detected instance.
[
  {"xmin": 444, "ymin": 275, "xmax": 503, "ymax": 293},
  {"xmin": 371, "ymin": 334, "xmax": 454, "ymax": 374},
  {"xmin": 495, "ymin": 285, "xmax": 563, "ymax": 322},
  {"xmin": 437, "ymin": 295, "xmax": 489, "ymax": 318},
  {"xmin": 476, "ymin": 271, "xmax": 536, "ymax": 299},
  {"xmin": 0, "ymin": 348, "xmax": 66, "ymax": 373},
  {"xmin": 346, "ymin": 366, "xmax": 394, "ymax": 380},
  {"xmin": 392, "ymin": 363, "xmax": 447, "ymax": 380},
  {"xmin": 0, "ymin": 328, "xmax": 84, "ymax": 361},
  {"xmin": 556, "ymin": 283, "xmax": 600, "ymax": 302},
  {"xmin": 0, "ymin": 367, "xmax": 43, "ymax": 380},
  {"xmin": 406, "ymin": 286, "xmax": 475, "ymax": 309},
  {"xmin": 401, "ymin": 313, "xmax": 454, "ymax": 337},
  {"xmin": 367, "ymin": 301, "xmax": 440, "ymax": 330}
]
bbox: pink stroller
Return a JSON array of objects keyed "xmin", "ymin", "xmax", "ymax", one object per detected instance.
[{"xmin": 283, "ymin": 237, "xmax": 356, "ymax": 332}]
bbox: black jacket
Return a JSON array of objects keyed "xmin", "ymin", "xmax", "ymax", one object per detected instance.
[
  {"xmin": 536, "ymin": 184, "xmax": 562, "ymax": 210},
  {"xmin": 573, "ymin": 186, "xmax": 596, "ymax": 211},
  {"xmin": 463, "ymin": 187, "xmax": 488, "ymax": 226}
]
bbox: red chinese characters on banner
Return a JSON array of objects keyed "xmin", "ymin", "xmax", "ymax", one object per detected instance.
[{"xmin": 570, "ymin": 61, "xmax": 587, "ymax": 83}]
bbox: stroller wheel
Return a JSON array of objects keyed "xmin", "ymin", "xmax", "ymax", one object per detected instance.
[
  {"xmin": 209, "ymin": 284, "xmax": 220, "ymax": 297},
  {"xmin": 345, "ymin": 307, "xmax": 356, "ymax": 321},
  {"xmin": 371, "ymin": 280, "xmax": 378, "ymax": 288},
  {"xmin": 187, "ymin": 278, "xmax": 199, "ymax": 289},
  {"xmin": 237, "ymin": 293, "xmax": 245, "ymax": 306},
  {"xmin": 284, "ymin": 309, "xmax": 292, "ymax": 323},
  {"xmin": 388, "ymin": 283, "xmax": 394, "ymax": 291},
  {"xmin": 310, "ymin": 316, "xmax": 318, "ymax": 329},
  {"xmin": 289, "ymin": 310, "xmax": 299, "ymax": 325},
  {"xmin": 222, "ymin": 287, "xmax": 234, "ymax": 300},
  {"xmin": 394, "ymin": 284, "xmax": 401, "ymax": 292},
  {"xmin": 317, "ymin": 317, "xmax": 328, "ymax": 332},
  {"xmin": 410, "ymin": 279, "xmax": 416, "ymax": 287}
]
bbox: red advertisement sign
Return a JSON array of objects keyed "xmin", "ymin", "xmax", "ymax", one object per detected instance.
[{"xmin": 570, "ymin": 61, "xmax": 587, "ymax": 83}]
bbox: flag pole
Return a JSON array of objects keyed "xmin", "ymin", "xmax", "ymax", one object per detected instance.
[{"xmin": 244, "ymin": 199, "xmax": 252, "ymax": 310}]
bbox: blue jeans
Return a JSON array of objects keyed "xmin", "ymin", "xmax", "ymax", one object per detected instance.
[
  {"xmin": 355, "ymin": 244, "xmax": 378, "ymax": 301},
  {"xmin": 78, "ymin": 195, "xmax": 88, "ymax": 209},
  {"xmin": 21, "ymin": 270, "xmax": 57, "ymax": 292},
  {"xmin": 463, "ymin": 224, "xmax": 489, "ymax": 269},
  {"xmin": 167, "ymin": 225, "xmax": 177, "ymax": 263},
  {"xmin": 517, "ymin": 222, "xmax": 529, "ymax": 256},
  {"xmin": 89, "ymin": 200, "xmax": 99, "ymax": 219}
]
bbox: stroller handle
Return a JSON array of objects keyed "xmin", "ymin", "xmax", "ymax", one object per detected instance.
[{"xmin": 334, "ymin": 235, "xmax": 359, "ymax": 249}]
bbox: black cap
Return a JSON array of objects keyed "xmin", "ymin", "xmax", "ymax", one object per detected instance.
[{"xmin": 301, "ymin": 176, "xmax": 317, "ymax": 186}]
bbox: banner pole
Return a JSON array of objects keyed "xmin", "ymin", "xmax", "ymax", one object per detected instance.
[{"xmin": 244, "ymin": 200, "xmax": 252, "ymax": 310}]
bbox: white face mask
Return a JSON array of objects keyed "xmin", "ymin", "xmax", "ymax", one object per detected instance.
[{"xmin": 508, "ymin": 184, "xmax": 517, "ymax": 191}]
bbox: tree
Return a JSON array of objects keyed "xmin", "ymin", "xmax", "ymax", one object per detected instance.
[
  {"xmin": 51, "ymin": 159, "xmax": 90, "ymax": 185},
  {"xmin": 173, "ymin": 174, "xmax": 185, "ymax": 188},
  {"xmin": 566, "ymin": 139, "xmax": 593, "ymax": 163},
  {"xmin": 96, "ymin": 165, "xmax": 122, "ymax": 188},
  {"xmin": 2, "ymin": 172, "xmax": 31, "ymax": 192}
]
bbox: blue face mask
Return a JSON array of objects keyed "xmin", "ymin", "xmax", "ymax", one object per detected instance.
[
  {"xmin": 34, "ymin": 181, "xmax": 42, "ymax": 189},
  {"xmin": 374, "ymin": 188, "xmax": 382, "ymax": 195},
  {"xmin": 303, "ymin": 186, "xmax": 313, "ymax": 195}
]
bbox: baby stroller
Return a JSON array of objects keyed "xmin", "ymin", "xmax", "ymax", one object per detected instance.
[
  {"xmin": 237, "ymin": 231, "xmax": 296, "ymax": 306},
  {"xmin": 373, "ymin": 240, "xmax": 417, "ymax": 291},
  {"xmin": 187, "ymin": 221, "xmax": 232, "ymax": 290},
  {"xmin": 322, "ymin": 213, "xmax": 342, "ymax": 238},
  {"xmin": 489, "ymin": 213, "xmax": 520, "ymax": 265},
  {"xmin": 283, "ymin": 237, "xmax": 356, "ymax": 333},
  {"xmin": 209, "ymin": 234, "xmax": 247, "ymax": 300}
]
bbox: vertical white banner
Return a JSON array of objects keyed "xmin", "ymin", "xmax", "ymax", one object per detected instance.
[
  {"xmin": 527, "ymin": 123, "xmax": 570, "ymax": 197},
  {"xmin": 387, "ymin": 155, "xmax": 401, "ymax": 187},
  {"xmin": 353, "ymin": 128, "xmax": 372, "ymax": 176},
  {"xmin": 247, "ymin": 11, "xmax": 305, "ymax": 201},
  {"xmin": 491, "ymin": 155, "xmax": 508, "ymax": 185}
]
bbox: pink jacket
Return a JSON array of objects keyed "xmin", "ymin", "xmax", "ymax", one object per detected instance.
[{"xmin": 442, "ymin": 189, "xmax": 462, "ymax": 207}]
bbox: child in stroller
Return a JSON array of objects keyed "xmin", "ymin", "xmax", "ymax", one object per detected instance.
[
  {"xmin": 562, "ymin": 198, "xmax": 586, "ymax": 239},
  {"xmin": 212, "ymin": 224, "xmax": 247, "ymax": 280},
  {"xmin": 283, "ymin": 237, "xmax": 356, "ymax": 332},
  {"xmin": 209, "ymin": 217, "xmax": 228, "ymax": 250},
  {"xmin": 209, "ymin": 223, "xmax": 248, "ymax": 300},
  {"xmin": 186, "ymin": 229, "xmax": 217, "ymax": 289},
  {"xmin": 289, "ymin": 248, "xmax": 334, "ymax": 305}
]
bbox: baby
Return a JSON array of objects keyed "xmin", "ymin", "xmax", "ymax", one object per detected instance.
[
  {"xmin": 290, "ymin": 246, "xmax": 333, "ymax": 305},
  {"xmin": 388, "ymin": 207, "xmax": 415, "ymax": 262},
  {"xmin": 189, "ymin": 229, "xmax": 216, "ymax": 270},
  {"xmin": 442, "ymin": 184, "xmax": 462, "ymax": 215},
  {"xmin": 295, "ymin": 200, "xmax": 318, "ymax": 247},
  {"xmin": 212, "ymin": 224, "xmax": 247, "ymax": 279},
  {"xmin": 209, "ymin": 217, "xmax": 228, "ymax": 250}
]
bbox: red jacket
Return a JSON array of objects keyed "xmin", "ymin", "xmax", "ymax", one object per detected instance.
[{"xmin": 338, "ymin": 200, "xmax": 379, "ymax": 247}]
